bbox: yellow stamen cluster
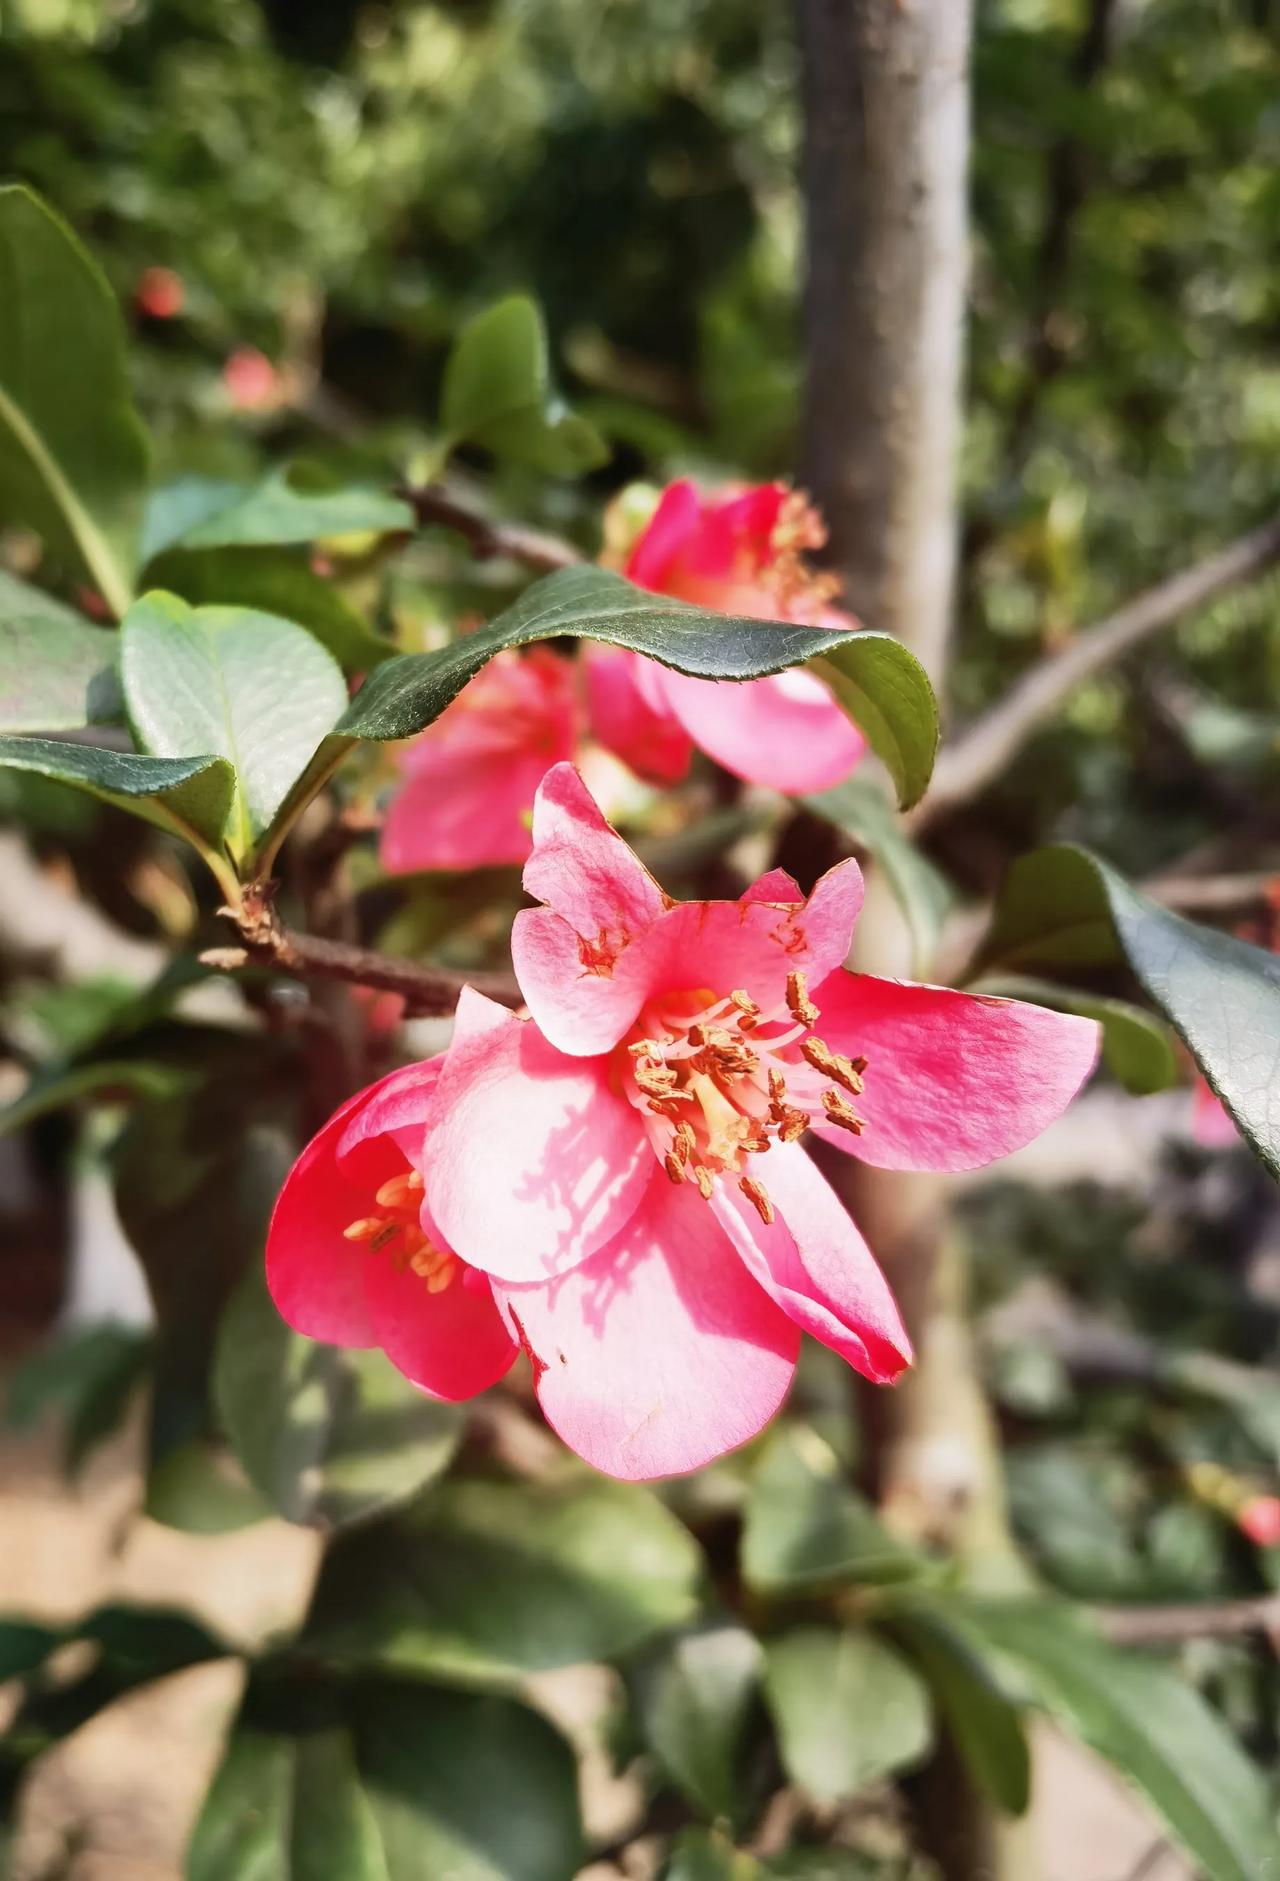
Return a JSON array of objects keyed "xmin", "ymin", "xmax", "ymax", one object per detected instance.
[
  {"xmin": 768, "ymin": 489, "xmax": 844, "ymax": 617},
  {"xmin": 342, "ymin": 1167, "xmax": 459, "ymax": 1293}
]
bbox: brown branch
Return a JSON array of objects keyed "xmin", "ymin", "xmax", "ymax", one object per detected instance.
[
  {"xmin": 1142, "ymin": 868, "xmax": 1280, "ymax": 913},
  {"xmin": 1094, "ymin": 1594, "xmax": 1280, "ymax": 1648},
  {"xmin": 917, "ymin": 507, "xmax": 1280, "ymax": 829},
  {"xmin": 208, "ymin": 882, "xmax": 521, "ymax": 1017},
  {"xmin": 398, "ymin": 482, "xmax": 583, "ymax": 574}
]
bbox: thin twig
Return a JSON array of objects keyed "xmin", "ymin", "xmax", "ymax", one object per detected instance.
[
  {"xmin": 1093, "ymin": 1594, "xmax": 1280, "ymax": 1647},
  {"xmin": 397, "ymin": 482, "xmax": 583, "ymax": 573},
  {"xmin": 917, "ymin": 507, "xmax": 1280, "ymax": 829},
  {"xmin": 208, "ymin": 881, "xmax": 521, "ymax": 1016},
  {"xmin": 1139, "ymin": 869, "xmax": 1280, "ymax": 913}
]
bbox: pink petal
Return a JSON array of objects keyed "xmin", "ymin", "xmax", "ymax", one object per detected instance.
[
  {"xmin": 810, "ymin": 973, "xmax": 1100, "ymax": 1171},
  {"xmin": 339, "ymin": 1058, "xmax": 438, "ymax": 1169},
  {"xmin": 423, "ymin": 1003, "xmax": 651, "ymax": 1282},
  {"xmin": 523, "ymin": 762, "xmax": 668, "ymax": 963},
  {"xmin": 512, "ymin": 904, "xmax": 655, "ymax": 1056},
  {"xmin": 741, "ymin": 868, "xmax": 804, "ymax": 906},
  {"xmin": 498, "ymin": 1173, "xmax": 798, "ymax": 1480},
  {"xmin": 1192, "ymin": 1076, "xmax": 1238, "ymax": 1148},
  {"xmin": 363, "ymin": 1239, "xmax": 516, "ymax": 1401},
  {"xmin": 583, "ymin": 647, "xmax": 692, "ymax": 785},
  {"xmin": 652, "ymin": 666, "xmax": 865, "ymax": 794},
  {"xmin": 624, "ymin": 480, "xmax": 702, "ymax": 589},
  {"xmin": 712, "ymin": 1143, "xmax": 910, "ymax": 1384}
]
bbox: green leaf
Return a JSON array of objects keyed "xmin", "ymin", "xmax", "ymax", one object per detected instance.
[
  {"xmin": 0, "ymin": 1619, "xmax": 62, "ymax": 1683},
  {"xmin": 5, "ymin": 1324, "xmax": 151, "ymax": 1474},
  {"xmin": 0, "ymin": 736, "xmax": 234, "ymax": 849},
  {"xmin": 305, "ymin": 1473, "xmax": 703, "ymax": 1682},
  {"xmin": 634, "ymin": 1620, "xmax": 763, "ymax": 1822},
  {"xmin": 213, "ymin": 1265, "xmax": 461, "ymax": 1532},
  {"xmin": 665, "ymin": 1830, "xmax": 762, "ymax": 1881},
  {"xmin": 144, "ymin": 1438, "xmax": 272, "ymax": 1535},
  {"xmin": 763, "ymin": 1627, "xmax": 933, "ymax": 1805},
  {"xmin": 119, "ymin": 590, "xmax": 347, "ymax": 856},
  {"xmin": 271, "ymin": 566, "xmax": 938, "ymax": 852},
  {"xmin": 145, "ymin": 465, "xmax": 414, "ymax": 556},
  {"xmin": 0, "ymin": 187, "xmax": 149, "ymax": 615},
  {"xmin": 441, "ymin": 295, "xmax": 608, "ymax": 475},
  {"xmin": 956, "ymin": 1600, "xmax": 1279, "ymax": 1881},
  {"xmin": 0, "ymin": 571, "xmax": 121, "ymax": 730},
  {"xmin": 969, "ymin": 973, "xmax": 1178, "ymax": 1095},
  {"xmin": 189, "ymin": 1726, "xmax": 389, "ymax": 1881},
  {"xmin": 977, "ymin": 845, "xmax": 1280, "ymax": 1172},
  {"xmin": 805, "ymin": 775, "xmax": 956, "ymax": 971},
  {"xmin": 0, "ymin": 1057, "xmax": 189, "ymax": 1138},
  {"xmin": 741, "ymin": 1425, "xmax": 923, "ymax": 1594},
  {"xmin": 889, "ymin": 1610, "xmax": 1030, "ymax": 1815},
  {"xmin": 148, "ymin": 545, "xmax": 395, "ymax": 670}
]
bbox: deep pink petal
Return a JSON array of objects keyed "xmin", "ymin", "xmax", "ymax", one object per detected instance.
[
  {"xmin": 583, "ymin": 647, "xmax": 692, "ymax": 785},
  {"xmin": 741, "ymin": 868, "xmax": 803, "ymax": 906},
  {"xmin": 1193, "ymin": 1077, "xmax": 1238, "ymax": 1148},
  {"xmin": 363, "ymin": 1250, "xmax": 517, "ymax": 1401},
  {"xmin": 810, "ymin": 973, "xmax": 1100, "ymax": 1171},
  {"xmin": 652, "ymin": 666, "xmax": 864, "ymax": 794},
  {"xmin": 266, "ymin": 1073, "xmax": 425, "ymax": 1349},
  {"xmin": 424, "ymin": 1004, "xmax": 651, "ymax": 1282},
  {"xmin": 624, "ymin": 480, "xmax": 701, "ymax": 589},
  {"xmin": 523, "ymin": 763, "xmax": 668, "ymax": 966},
  {"xmin": 711, "ymin": 1144, "xmax": 910, "ymax": 1384},
  {"xmin": 497, "ymin": 1174, "xmax": 798, "ymax": 1480}
]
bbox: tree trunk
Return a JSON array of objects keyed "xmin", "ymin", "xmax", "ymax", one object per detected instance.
[{"xmin": 796, "ymin": 6, "xmax": 1029, "ymax": 1877}]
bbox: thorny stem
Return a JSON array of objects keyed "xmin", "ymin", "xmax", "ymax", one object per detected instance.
[
  {"xmin": 397, "ymin": 481, "xmax": 582, "ymax": 573},
  {"xmin": 208, "ymin": 880, "xmax": 521, "ymax": 1016}
]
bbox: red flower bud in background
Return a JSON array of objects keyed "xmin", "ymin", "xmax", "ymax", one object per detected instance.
[
  {"xmin": 135, "ymin": 265, "xmax": 184, "ymax": 320},
  {"xmin": 223, "ymin": 345, "xmax": 281, "ymax": 412},
  {"xmin": 1238, "ymin": 1494, "xmax": 1280, "ymax": 1548}
]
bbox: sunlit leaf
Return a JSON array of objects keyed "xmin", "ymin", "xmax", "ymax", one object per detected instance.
[
  {"xmin": 741, "ymin": 1424, "xmax": 922, "ymax": 1594},
  {"xmin": 0, "ymin": 572, "xmax": 121, "ymax": 730},
  {"xmin": 0, "ymin": 736, "xmax": 233, "ymax": 849},
  {"xmin": 763, "ymin": 1627, "xmax": 933, "ymax": 1805},
  {"xmin": 441, "ymin": 295, "xmax": 607, "ymax": 475}
]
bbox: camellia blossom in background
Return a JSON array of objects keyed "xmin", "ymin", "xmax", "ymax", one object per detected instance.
[
  {"xmin": 379, "ymin": 479, "xmax": 865, "ymax": 874},
  {"xmin": 266, "ymin": 1059, "xmax": 516, "ymax": 1400},
  {"xmin": 414, "ymin": 764, "xmax": 1100, "ymax": 1478}
]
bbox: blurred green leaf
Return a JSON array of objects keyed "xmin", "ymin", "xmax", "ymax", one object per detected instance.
[
  {"xmin": 0, "ymin": 736, "xmax": 234, "ymax": 849},
  {"xmin": 144, "ymin": 1438, "xmax": 272, "ymax": 1535},
  {"xmin": 889, "ymin": 1610, "xmax": 1030, "ymax": 1815},
  {"xmin": 664, "ymin": 1829, "xmax": 762, "ymax": 1881},
  {"xmin": 213, "ymin": 1265, "xmax": 461, "ymax": 1532},
  {"xmin": 0, "ymin": 1057, "xmax": 189, "ymax": 1138},
  {"xmin": 441, "ymin": 295, "xmax": 608, "ymax": 475},
  {"xmin": 149, "ymin": 545, "xmax": 395, "ymax": 670},
  {"xmin": 976, "ymin": 846, "xmax": 1280, "ymax": 1173},
  {"xmin": 763, "ymin": 1626, "xmax": 933, "ymax": 1805},
  {"xmin": 805, "ymin": 775, "xmax": 956, "ymax": 971},
  {"xmin": 952, "ymin": 1599, "xmax": 1279, "ymax": 1881},
  {"xmin": 741, "ymin": 1425, "xmax": 922, "ymax": 1594},
  {"xmin": 0, "ymin": 1620, "xmax": 62, "ymax": 1683},
  {"xmin": 0, "ymin": 572, "xmax": 121, "ymax": 731},
  {"xmin": 633, "ymin": 1619, "xmax": 763, "ymax": 1822},
  {"xmin": 305, "ymin": 1473, "xmax": 703, "ymax": 1681},
  {"xmin": 0, "ymin": 186, "xmax": 149, "ymax": 615},
  {"xmin": 970, "ymin": 974, "xmax": 1178, "ymax": 1095},
  {"xmin": 145, "ymin": 465, "xmax": 413, "ymax": 557},
  {"xmin": 5, "ymin": 1324, "xmax": 151, "ymax": 1474},
  {"xmin": 120, "ymin": 590, "xmax": 347, "ymax": 856},
  {"xmin": 192, "ymin": 1681, "xmax": 583, "ymax": 1881}
]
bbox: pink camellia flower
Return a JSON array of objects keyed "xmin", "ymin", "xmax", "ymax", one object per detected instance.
[
  {"xmin": 266, "ymin": 1058, "xmax": 516, "ymax": 1400},
  {"xmin": 223, "ymin": 345, "xmax": 282, "ymax": 413},
  {"xmin": 135, "ymin": 266, "xmax": 185, "ymax": 320},
  {"xmin": 585, "ymin": 479, "xmax": 865, "ymax": 795},
  {"xmin": 380, "ymin": 647, "xmax": 577, "ymax": 873},
  {"xmin": 417, "ymin": 764, "xmax": 1099, "ymax": 1480},
  {"xmin": 1238, "ymin": 1494, "xmax": 1280, "ymax": 1549}
]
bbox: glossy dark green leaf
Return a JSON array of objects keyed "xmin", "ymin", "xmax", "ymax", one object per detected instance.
[
  {"xmin": 0, "ymin": 572, "xmax": 121, "ymax": 730},
  {"xmin": 977, "ymin": 845, "xmax": 1280, "ymax": 1172},
  {"xmin": 805, "ymin": 774, "xmax": 956, "ymax": 971},
  {"xmin": 763, "ymin": 1626, "xmax": 933, "ymax": 1804},
  {"xmin": 120, "ymin": 591, "xmax": 347, "ymax": 854},
  {"xmin": 306, "ymin": 1473, "xmax": 703, "ymax": 1681},
  {"xmin": 0, "ymin": 736, "xmax": 234, "ymax": 849},
  {"xmin": 213, "ymin": 1265, "xmax": 461, "ymax": 1532},
  {"xmin": 955, "ymin": 1599, "xmax": 1279, "ymax": 1881},
  {"xmin": 441, "ymin": 295, "xmax": 608, "ymax": 475},
  {"xmin": 0, "ymin": 188, "xmax": 149, "ymax": 615},
  {"xmin": 741, "ymin": 1424, "xmax": 923, "ymax": 1594},
  {"xmin": 145, "ymin": 465, "xmax": 413, "ymax": 556},
  {"xmin": 889, "ymin": 1610, "xmax": 1030, "ymax": 1815},
  {"xmin": 634, "ymin": 1620, "xmax": 763, "ymax": 1821},
  {"xmin": 969, "ymin": 973, "xmax": 1178, "ymax": 1096},
  {"xmin": 148, "ymin": 545, "xmax": 395, "ymax": 670}
]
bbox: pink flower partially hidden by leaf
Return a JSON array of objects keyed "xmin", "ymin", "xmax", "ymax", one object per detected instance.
[
  {"xmin": 266, "ymin": 1059, "xmax": 517, "ymax": 1401},
  {"xmin": 584, "ymin": 479, "xmax": 866, "ymax": 794},
  {"xmin": 1192, "ymin": 1074, "xmax": 1239, "ymax": 1148},
  {"xmin": 1238, "ymin": 1494, "xmax": 1280, "ymax": 1548},
  {"xmin": 380, "ymin": 648, "xmax": 578, "ymax": 873},
  {"xmin": 418, "ymin": 764, "xmax": 1100, "ymax": 1481}
]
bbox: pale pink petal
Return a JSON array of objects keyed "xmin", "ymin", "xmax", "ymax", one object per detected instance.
[
  {"xmin": 522, "ymin": 763, "xmax": 668, "ymax": 966},
  {"xmin": 810, "ymin": 973, "xmax": 1100, "ymax": 1171},
  {"xmin": 363, "ymin": 1243, "xmax": 516, "ymax": 1401},
  {"xmin": 339, "ymin": 1059, "xmax": 438, "ymax": 1169},
  {"xmin": 451, "ymin": 984, "xmax": 520, "ymax": 1048},
  {"xmin": 497, "ymin": 1174, "xmax": 798, "ymax": 1480},
  {"xmin": 712, "ymin": 1143, "xmax": 910, "ymax": 1384},
  {"xmin": 512, "ymin": 904, "xmax": 655, "ymax": 1056},
  {"xmin": 651, "ymin": 666, "xmax": 864, "ymax": 795},
  {"xmin": 424, "ymin": 1003, "xmax": 651, "ymax": 1282},
  {"xmin": 583, "ymin": 647, "xmax": 692, "ymax": 785},
  {"xmin": 792, "ymin": 859, "xmax": 863, "ymax": 983}
]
